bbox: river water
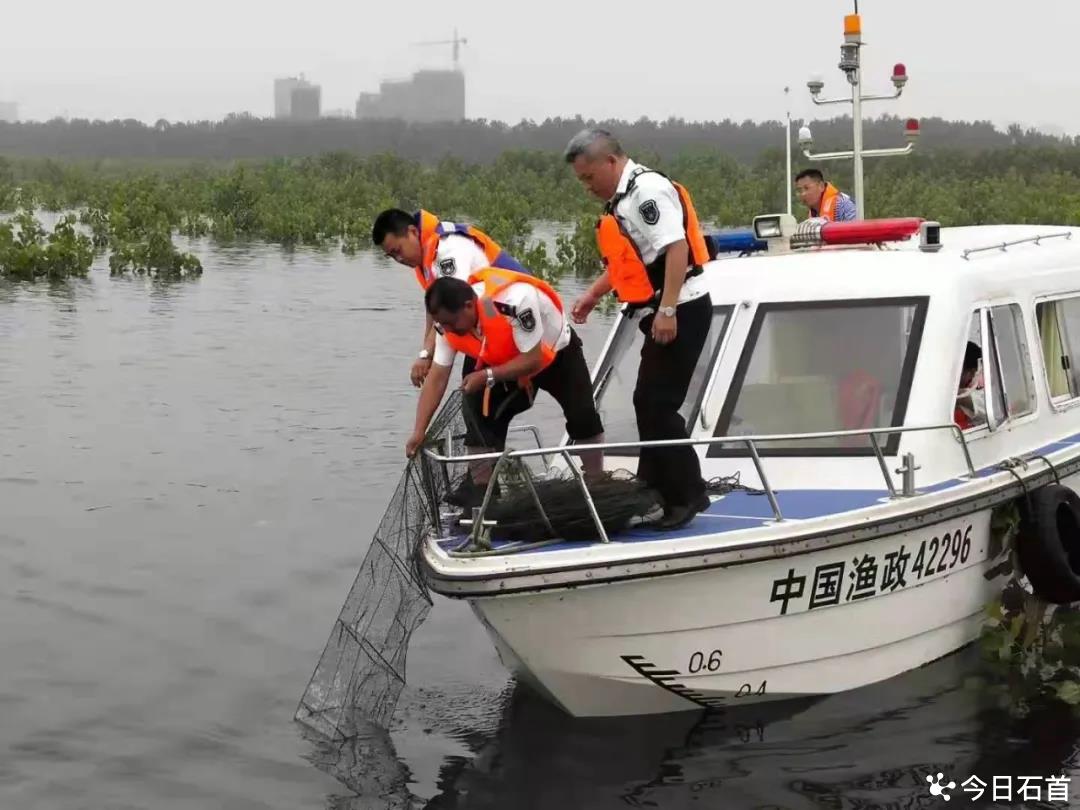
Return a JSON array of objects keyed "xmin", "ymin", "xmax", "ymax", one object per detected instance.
[{"xmin": 1, "ymin": 235, "xmax": 1079, "ymax": 810}]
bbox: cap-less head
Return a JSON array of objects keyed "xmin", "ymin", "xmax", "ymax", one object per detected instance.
[
  {"xmin": 372, "ymin": 208, "xmax": 423, "ymax": 267},
  {"xmin": 425, "ymin": 276, "xmax": 479, "ymax": 336}
]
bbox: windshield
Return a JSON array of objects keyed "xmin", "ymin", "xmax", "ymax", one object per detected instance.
[
  {"xmin": 709, "ymin": 297, "xmax": 927, "ymax": 456},
  {"xmin": 592, "ymin": 305, "xmax": 733, "ymax": 454}
]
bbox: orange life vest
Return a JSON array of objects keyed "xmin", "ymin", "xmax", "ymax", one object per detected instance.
[
  {"xmin": 595, "ymin": 169, "xmax": 710, "ymax": 305},
  {"xmin": 817, "ymin": 183, "xmax": 843, "ymax": 222},
  {"xmin": 413, "ymin": 209, "xmax": 529, "ymax": 290},
  {"xmin": 954, "ymin": 405, "xmax": 972, "ymax": 431},
  {"xmin": 441, "ymin": 268, "xmax": 562, "ymax": 389}
]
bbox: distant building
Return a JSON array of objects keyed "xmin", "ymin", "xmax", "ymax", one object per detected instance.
[
  {"xmin": 355, "ymin": 69, "xmax": 465, "ymax": 123},
  {"xmin": 355, "ymin": 92, "xmax": 382, "ymax": 119},
  {"xmin": 290, "ymin": 84, "xmax": 321, "ymax": 121},
  {"xmin": 275, "ymin": 78, "xmax": 301, "ymax": 119},
  {"xmin": 323, "ymin": 108, "xmax": 353, "ymax": 119},
  {"xmin": 274, "ymin": 76, "xmax": 321, "ymax": 120},
  {"xmin": 0, "ymin": 102, "xmax": 18, "ymax": 123}
]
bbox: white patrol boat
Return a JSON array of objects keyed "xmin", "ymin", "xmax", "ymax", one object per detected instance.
[{"xmin": 413, "ymin": 10, "xmax": 1080, "ymax": 718}]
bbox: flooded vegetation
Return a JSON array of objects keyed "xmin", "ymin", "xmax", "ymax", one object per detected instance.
[{"xmin": 8, "ymin": 143, "xmax": 1080, "ymax": 286}]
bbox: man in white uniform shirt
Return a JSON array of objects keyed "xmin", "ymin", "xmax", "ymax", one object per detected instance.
[
  {"xmin": 406, "ymin": 273, "xmax": 604, "ymax": 508},
  {"xmin": 371, "ymin": 208, "xmax": 529, "ymax": 387},
  {"xmin": 565, "ymin": 128, "xmax": 712, "ymax": 529}
]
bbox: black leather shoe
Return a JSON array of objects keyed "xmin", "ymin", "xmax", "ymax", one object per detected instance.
[
  {"xmin": 652, "ymin": 504, "xmax": 697, "ymax": 530},
  {"xmin": 651, "ymin": 493, "xmax": 710, "ymax": 531}
]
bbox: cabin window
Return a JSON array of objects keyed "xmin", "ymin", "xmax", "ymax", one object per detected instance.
[
  {"xmin": 958, "ymin": 303, "xmax": 1037, "ymax": 431},
  {"xmin": 708, "ymin": 297, "xmax": 927, "ymax": 457},
  {"xmin": 591, "ymin": 305, "xmax": 733, "ymax": 454},
  {"xmin": 986, "ymin": 303, "xmax": 1036, "ymax": 423},
  {"xmin": 1035, "ymin": 295, "xmax": 1080, "ymax": 404}
]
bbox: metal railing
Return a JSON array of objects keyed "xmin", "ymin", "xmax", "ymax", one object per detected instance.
[
  {"xmin": 961, "ymin": 231, "xmax": 1072, "ymax": 260},
  {"xmin": 422, "ymin": 422, "xmax": 977, "ymax": 553}
]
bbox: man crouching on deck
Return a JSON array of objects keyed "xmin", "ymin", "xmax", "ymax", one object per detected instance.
[{"xmin": 405, "ymin": 269, "xmax": 605, "ymax": 508}]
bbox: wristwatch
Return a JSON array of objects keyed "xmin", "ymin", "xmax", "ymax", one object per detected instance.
[
  {"xmin": 485, "ymin": 368, "xmax": 496, "ymax": 388},
  {"xmin": 418, "ymin": 349, "xmax": 430, "ymax": 360},
  {"xmin": 660, "ymin": 305, "xmax": 677, "ymax": 317}
]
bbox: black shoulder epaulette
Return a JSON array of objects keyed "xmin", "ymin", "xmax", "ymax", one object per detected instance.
[{"xmin": 493, "ymin": 300, "xmax": 517, "ymax": 318}]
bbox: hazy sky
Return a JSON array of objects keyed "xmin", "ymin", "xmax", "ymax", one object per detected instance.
[{"xmin": 3, "ymin": 1, "xmax": 1076, "ymax": 133}]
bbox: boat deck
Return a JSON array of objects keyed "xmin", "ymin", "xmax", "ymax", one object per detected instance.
[{"xmin": 434, "ymin": 430, "xmax": 1080, "ymax": 555}]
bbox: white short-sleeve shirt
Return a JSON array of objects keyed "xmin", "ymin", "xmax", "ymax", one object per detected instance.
[
  {"xmin": 429, "ymin": 232, "xmax": 490, "ymax": 281},
  {"xmin": 433, "ymin": 281, "xmax": 571, "ymax": 367},
  {"xmin": 610, "ymin": 159, "xmax": 708, "ymax": 306}
]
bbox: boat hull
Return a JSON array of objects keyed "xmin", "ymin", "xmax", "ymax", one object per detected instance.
[{"xmin": 467, "ymin": 508, "xmax": 1007, "ymax": 717}]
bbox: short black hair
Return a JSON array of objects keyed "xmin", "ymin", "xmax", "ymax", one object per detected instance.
[
  {"xmin": 371, "ymin": 208, "xmax": 416, "ymax": 246},
  {"xmin": 964, "ymin": 341, "xmax": 982, "ymax": 371},
  {"xmin": 795, "ymin": 168, "xmax": 825, "ymax": 183},
  {"xmin": 425, "ymin": 276, "xmax": 476, "ymax": 315}
]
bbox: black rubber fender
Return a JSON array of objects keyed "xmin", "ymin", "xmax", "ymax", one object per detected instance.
[{"xmin": 1017, "ymin": 484, "xmax": 1080, "ymax": 604}]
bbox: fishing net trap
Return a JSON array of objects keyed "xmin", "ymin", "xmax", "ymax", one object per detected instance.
[{"xmin": 294, "ymin": 389, "xmax": 762, "ymax": 747}]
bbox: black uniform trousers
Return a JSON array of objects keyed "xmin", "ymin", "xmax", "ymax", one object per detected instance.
[
  {"xmin": 633, "ymin": 292, "xmax": 712, "ymax": 508},
  {"xmin": 462, "ymin": 329, "xmax": 603, "ymax": 450}
]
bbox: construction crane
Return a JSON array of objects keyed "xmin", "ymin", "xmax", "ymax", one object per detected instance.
[{"xmin": 412, "ymin": 28, "xmax": 468, "ymax": 71}]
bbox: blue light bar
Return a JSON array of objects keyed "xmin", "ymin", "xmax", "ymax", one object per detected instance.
[{"xmin": 707, "ymin": 229, "xmax": 767, "ymax": 255}]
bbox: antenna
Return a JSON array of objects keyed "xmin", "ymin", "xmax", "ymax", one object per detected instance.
[
  {"xmin": 800, "ymin": 9, "xmax": 917, "ymax": 218},
  {"xmin": 412, "ymin": 28, "xmax": 469, "ymax": 71}
]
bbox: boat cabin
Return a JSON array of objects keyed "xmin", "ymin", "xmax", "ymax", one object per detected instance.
[{"xmin": 588, "ymin": 217, "xmax": 1080, "ymax": 501}]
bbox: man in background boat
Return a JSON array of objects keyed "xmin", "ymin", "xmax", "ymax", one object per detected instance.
[
  {"xmin": 405, "ymin": 270, "xmax": 605, "ymax": 508},
  {"xmin": 371, "ymin": 208, "xmax": 529, "ymax": 388},
  {"xmin": 794, "ymin": 169, "xmax": 857, "ymax": 222},
  {"xmin": 564, "ymin": 128, "xmax": 711, "ymax": 530}
]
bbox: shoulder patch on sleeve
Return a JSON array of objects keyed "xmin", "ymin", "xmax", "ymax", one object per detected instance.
[
  {"xmin": 438, "ymin": 257, "xmax": 456, "ymax": 276},
  {"xmin": 517, "ymin": 308, "xmax": 536, "ymax": 332},
  {"xmin": 638, "ymin": 199, "xmax": 660, "ymax": 226}
]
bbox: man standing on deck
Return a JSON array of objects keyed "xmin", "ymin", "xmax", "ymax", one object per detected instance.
[
  {"xmin": 563, "ymin": 128, "xmax": 711, "ymax": 530},
  {"xmin": 794, "ymin": 169, "xmax": 857, "ymax": 221},
  {"xmin": 371, "ymin": 208, "xmax": 530, "ymax": 388},
  {"xmin": 405, "ymin": 271, "xmax": 605, "ymax": 508}
]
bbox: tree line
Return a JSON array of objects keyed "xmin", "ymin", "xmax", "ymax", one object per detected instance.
[{"xmin": 0, "ymin": 114, "xmax": 1071, "ymax": 164}]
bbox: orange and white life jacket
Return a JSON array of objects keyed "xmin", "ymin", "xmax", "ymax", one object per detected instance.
[
  {"xmin": 594, "ymin": 170, "xmax": 710, "ymax": 305},
  {"xmin": 413, "ymin": 210, "xmax": 529, "ymax": 290}
]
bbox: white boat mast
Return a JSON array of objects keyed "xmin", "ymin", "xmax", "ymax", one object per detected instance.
[
  {"xmin": 784, "ymin": 86, "xmax": 793, "ymax": 216},
  {"xmin": 797, "ymin": 3, "xmax": 920, "ymax": 218}
]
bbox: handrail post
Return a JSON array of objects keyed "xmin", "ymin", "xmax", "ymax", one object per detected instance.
[
  {"xmin": 517, "ymin": 457, "xmax": 556, "ymax": 538},
  {"xmin": 464, "ymin": 452, "xmax": 510, "ymax": 549},
  {"xmin": 894, "ymin": 452, "xmax": 921, "ymax": 497},
  {"xmin": 951, "ymin": 426, "xmax": 976, "ymax": 478},
  {"xmin": 509, "ymin": 424, "xmax": 554, "ymax": 470},
  {"xmin": 745, "ymin": 440, "xmax": 783, "ymax": 522},
  {"xmin": 869, "ymin": 432, "xmax": 897, "ymax": 498},
  {"xmin": 561, "ymin": 450, "xmax": 609, "ymax": 543}
]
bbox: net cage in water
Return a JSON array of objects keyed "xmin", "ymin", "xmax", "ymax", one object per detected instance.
[{"xmin": 294, "ymin": 392, "xmax": 472, "ymax": 741}]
